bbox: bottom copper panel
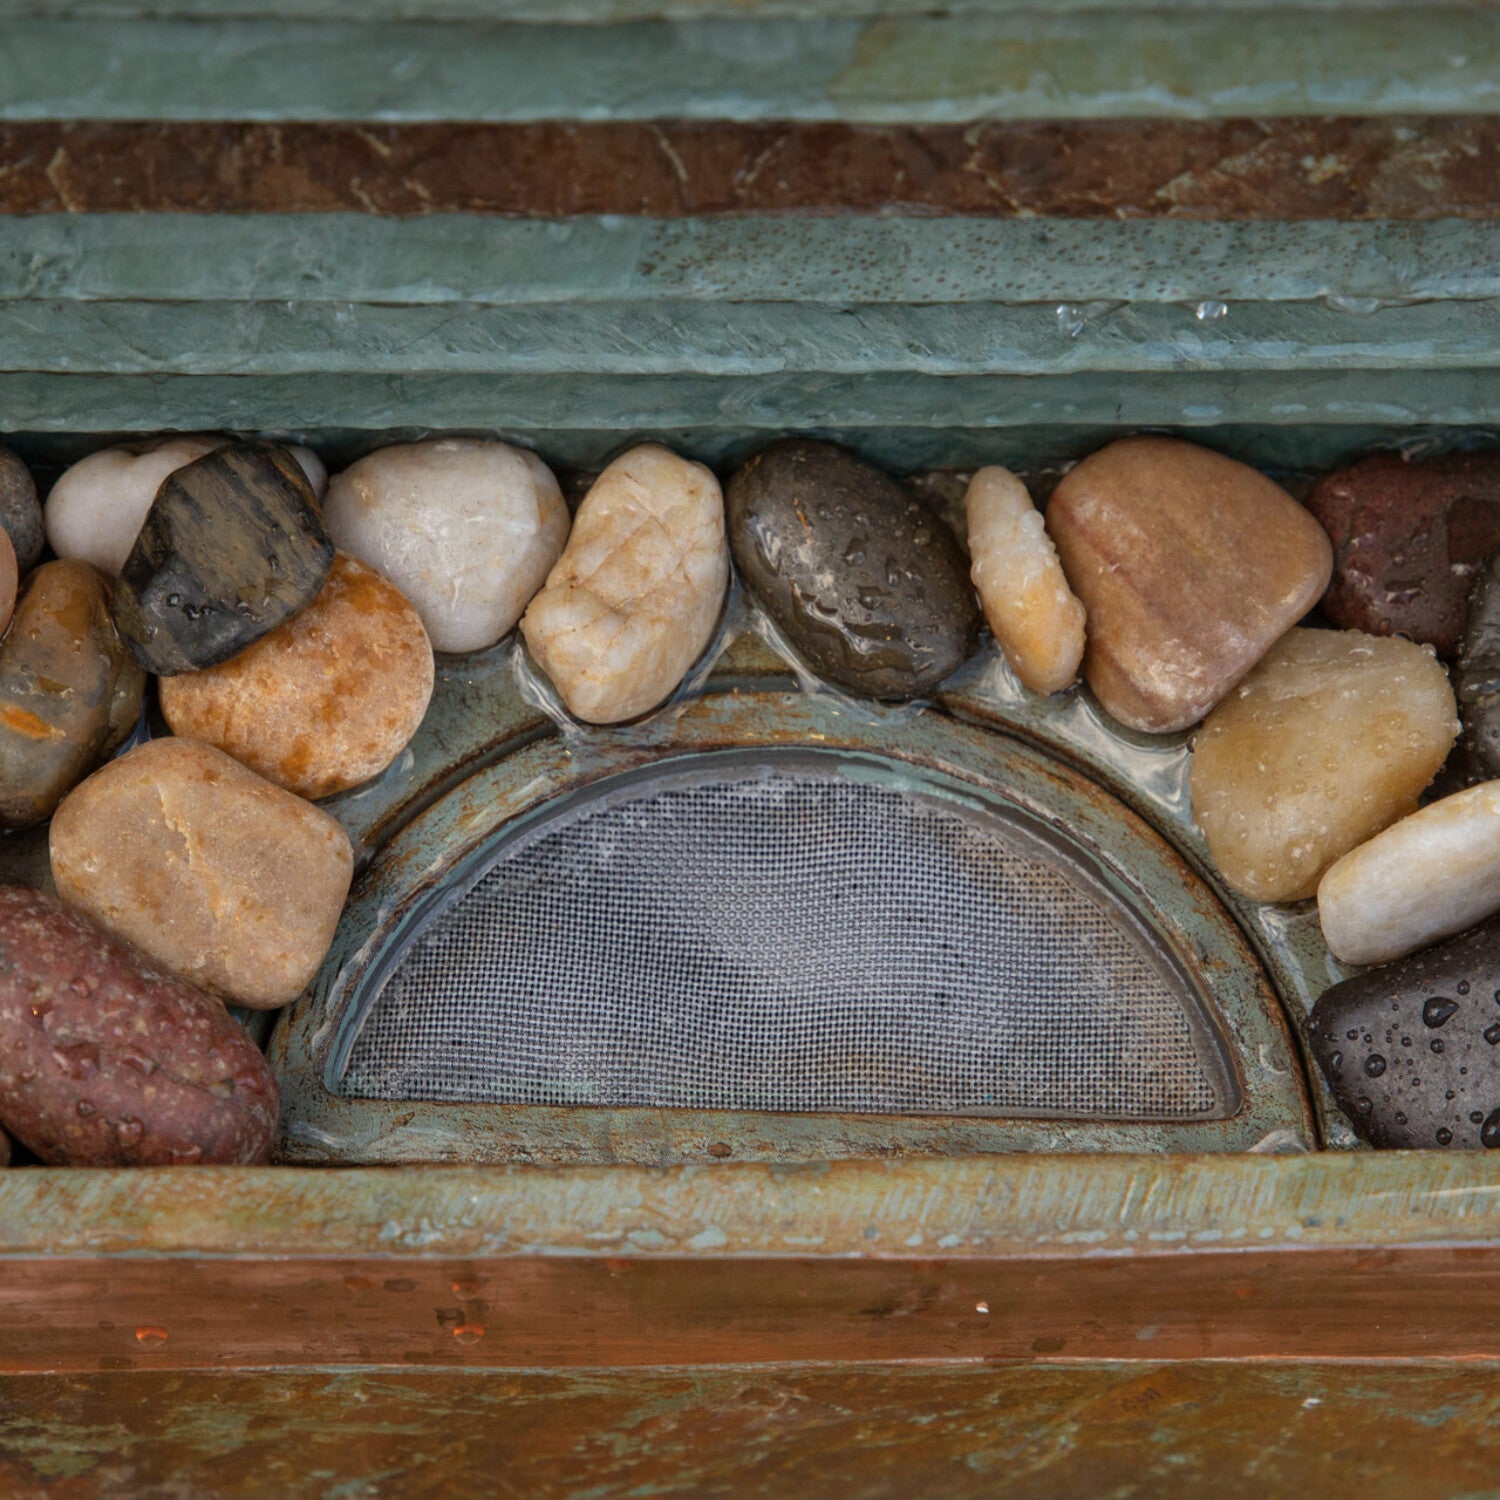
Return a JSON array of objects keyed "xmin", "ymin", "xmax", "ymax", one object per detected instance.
[{"xmin": 2, "ymin": 1362, "xmax": 1497, "ymax": 1500}]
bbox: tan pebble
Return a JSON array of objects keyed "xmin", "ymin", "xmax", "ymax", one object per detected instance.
[
  {"xmin": 964, "ymin": 466, "xmax": 1085, "ymax": 695},
  {"xmin": 1319, "ymin": 781, "xmax": 1500, "ymax": 966},
  {"xmin": 1048, "ymin": 436, "xmax": 1333, "ymax": 733},
  {"xmin": 159, "ymin": 553, "xmax": 434, "ymax": 800},
  {"xmin": 522, "ymin": 444, "xmax": 729, "ymax": 724},
  {"xmin": 50, "ymin": 737, "xmax": 353, "ymax": 1008},
  {"xmin": 1190, "ymin": 628, "xmax": 1458, "ymax": 903}
]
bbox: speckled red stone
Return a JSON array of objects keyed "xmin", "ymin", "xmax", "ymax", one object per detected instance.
[{"xmin": 1308, "ymin": 449, "xmax": 1500, "ymax": 659}]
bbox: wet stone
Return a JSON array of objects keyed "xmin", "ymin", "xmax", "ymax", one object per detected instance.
[
  {"xmin": 0, "ymin": 529, "xmax": 14, "ymax": 637},
  {"xmin": 522, "ymin": 444, "xmax": 729, "ymax": 724},
  {"xmin": 727, "ymin": 439, "xmax": 980, "ymax": 699},
  {"xmin": 1190, "ymin": 628, "xmax": 1458, "ymax": 903},
  {"xmin": 50, "ymin": 737, "xmax": 353, "ymax": 1009},
  {"xmin": 1456, "ymin": 550, "xmax": 1500, "ymax": 780},
  {"xmin": 1048, "ymin": 436, "xmax": 1332, "ymax": 733},
  {"xmin": 111, "ymin": 441, "xmax": 333, "ymax": 676},
  {"xmin": 0, "ymin": 446, "xmax": 43, "ymax": 573},
  {"xmin": 1308, "ymin": 448, "xmax": 1500, "ymax": 660},
  {"xmin": 1319, "ymin": 781, "xmax": 1500, "ymax": 967},
  {"xmin": 0, "ymin": 560, "xmax": 146, "ymax": 831},
  {"xmin": 1309, "ymin": 913, "xmax": 1500, "ymax": 1149},
  {"xmin": 159, "ymin": 552, "xmax": 435, "ymax": 800}
]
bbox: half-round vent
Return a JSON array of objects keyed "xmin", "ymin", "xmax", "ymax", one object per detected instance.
[{"xmin": 337, "ymin": 754, "xmax": 1234, "ymax": 1120}]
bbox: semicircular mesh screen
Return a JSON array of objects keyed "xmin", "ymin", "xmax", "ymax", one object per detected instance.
[{"xmin": 338, "ymin": 761, "xmax": 1225, "ymax": 1118}]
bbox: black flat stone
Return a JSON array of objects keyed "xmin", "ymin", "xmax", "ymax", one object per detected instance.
[
  {"xmin": 111, "ymin": 441, "xmax": 333, "ymax": 676},
  {"xmin": 1309, "ymin": 915, "xmax": 1500, "ymax": 1149},
  {"xmin": 0, "ymin": 446, "xmax": 42, "ymax": 574},
  {"xmin": 726, "ymin": 439, "xmax": 980, "ymax": 700},
  {"xmin": 1457, "ymin": 551, "xmax": 1500, "ymax": 780}
]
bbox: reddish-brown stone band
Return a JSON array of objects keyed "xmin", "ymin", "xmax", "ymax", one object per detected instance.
[{"xmin": 0, "ymin": 117, "xmax": 1496, "ymax": 218}]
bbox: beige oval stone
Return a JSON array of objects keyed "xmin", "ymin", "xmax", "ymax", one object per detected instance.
[
  {"xmin": 1190, "ymin": 629, "xmax": 1458, "ymax": 903},
  {"xmin": 159, "ymin": 553, "xmax": 434, "ymax": 800},
  {"xmin": 50, "ymin": 737, "xmax": 353, "ymax": 1009},
  {"xmin": 521, "ymin": 444, "xmax": 729, "ymax": 724},
  {"xmin": 1319, "ymin": 782, "xmax": 1500, "ymax": 966},
  {"xmin": 1049, "ymin": 436, "xmax": 1333, "ymax": 733},
  {"xmin": 964, "ymin": 466, "xmax": 1085, "ymax": 695}
]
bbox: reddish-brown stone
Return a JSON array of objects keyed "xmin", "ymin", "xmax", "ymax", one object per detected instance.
[{"xmin": 1309, "ymin": 450, "xmax": 1500, "ymax": 659}]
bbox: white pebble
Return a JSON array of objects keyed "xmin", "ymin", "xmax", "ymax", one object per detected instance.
[
  {"xmin": 322, "ymin": 438, "xmax": 570, "ymax": 654},
  {"xmin": 1319, "ymin": 780, "xmax": 1500, "ymax": 966},
  {"xmin": 522, "ymin": 444, "xmax": 729, "ymax": 724},
  {"xmin": 45, "ymin": 433, "xmax": 225, "ymax": 575},
  {"xmin": 287, "ymin": 445, "xmax": 328, "ymax": 500},
  {"xmin": 964, "ymin": 466, "xmax": 1086, "ymax": 695}
]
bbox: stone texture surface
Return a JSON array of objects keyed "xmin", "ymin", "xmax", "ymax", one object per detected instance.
[
  {"xmin": 0, "ymin": 560, "xmax": 146, "ymax": 831},
  {"xmin": 50, "ymin": 737, "xmax": 354, "ymax": 1009},
  {"xmin": 3, "ymin": 119, "xmax": 1497, "ymax": 220},
  {"xmin": 0, "ymin": 885, "xmax": 278, "ymax": 1166},
  {"xmin": 0, "ymin": 446, "xmax": 43, "ymax": 574},
  {"xmin": 1309, "ymin": 913, "xmax": 1500, "ymax": 1149},
  {"xmin": 964, "ymin": 465, "xmax": 1085, "ymax": 696},
  {"xmin": 324, "ymin": 438, "xmax": 569, "ymax": 655},
  {"xmin": 1049, "ymin": 436, "xmax": 1333, "ymax": 733},
  {"xmin": 111, "ymin": 441, "xmax": 333, "ymax": 676},
  {"xmin": 727, "ymin": 439, "xmax": 979, "ymax": 700},
  {"xmin": 1319, "ymin": 782, "xmax": 1500, "ymax": 967},
  {"xmin": 0, "ymin": 528, "xmax": 14, "ymax": 637},
  {"xmin": 1308, "ymin": 449, "xmax": 1500, "ymax": 659},
  {"xmin": 1455, "ymin": 549, "xmax": 1500, "ymax": 780},
  {"xmin": 45, "ymin": 433, "xmax": 226, "ymax": 577},
  {"xmin": 523, "ymin": 444, "xmax": 728, "ymax": 724},
  {"xmin": 159, "ymin": 552, "xmax": 435, "ymax": 801},
  {"xmin": 1190, "ymin": 628, "xmax": 1459, "ymax": 904}
]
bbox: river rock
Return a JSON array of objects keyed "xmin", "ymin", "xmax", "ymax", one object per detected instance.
[
  {"xmin": 1190, "ymin": 628, "xmax": 1458, "ymax": 903},
  {"xmin": 159, "ymin": 553, "xmax": 435, "ymax": 800},
  {"xmin": 0, "ymin": 447, "xmax": 43, "ymax": 573},
  {"xmin": 1456, "ymin": 550, "xmax": 1500, "ymax": 780},
  {"xmin": 50, "ymin": 737, "xmax": 353, "ymax": 1009},
  {"xmin": 46, "ymin": 433, "xmax": 226, "ymax": 577},
  {"xmin": 0, "ymin": 529, "xmax": 14, "ymax": 636},
  {"xmin": 727, "ymin": 439, "xmax": 979, "ymax": 699},
  {"xmin": 1320, "ymin": 783, "xmax": 1500, "ymax": 966},
  {"xmin": 964, "ymin": 466, "xmax": 1085, "ymax": 695},
  {"xmin": 324, "ymin": 438, "xmax": 569, "ymax": 655},
  {"xmin": 111, "ymin": 441, "xmax": 333, "ymax": 676},
  {"xmin": 522, "ymin": 444, "xmax": 728, "ymax": 723},
  {"xmin": 0, "ymin": 886, "xmax": 277, "ymax": 1165},
  {"xmin": 1048, "ymin": 436, "xmax": 1332, "ymax": 733},
  {"xmin": 1309, "ymin": 913, "xmax": 1500, "ymax": 1149},
  {"xmin": 0, "ymin": 561, "xmax": 146, "ymax": 830},
  {"xmin": 1308, "ymin": 448, "xmax": 1500, "ymax": 660}
]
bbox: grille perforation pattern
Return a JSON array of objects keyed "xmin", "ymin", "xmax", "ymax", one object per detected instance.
[{"xmin": 339, "ymin": 764, "xmax": 1220, "ymax": 1118}]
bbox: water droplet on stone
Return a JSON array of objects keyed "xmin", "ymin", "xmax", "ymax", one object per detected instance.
[
  {"xmin": 1436, "ymin": 1128, "xmax": 1453, "ymax": 1145},
  {"xmin": 134, "ymin": 1326, "xmax": 167, "ymax": 1346},
  {"xmin": 1423, "ymin": 996, "xmax": 1459, "ymax": 1027},
  {"xmin": 1364, "ymin": 1054, "xmax": 1387, "ymax": 1077},
  {"xmin": 1483, "ymin": 1109, "xmax": 1500, "ymax": 1149}
]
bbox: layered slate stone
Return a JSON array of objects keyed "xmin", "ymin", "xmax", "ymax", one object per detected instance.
[
  {"xmin": 1190, "ymin": 629, "xmax": 1458, "ymax": 903},
  {"xmin": 0, "ymin": 446, "xmax": 42, "ymax": 573},
  {"xmin": 1310, "ymin": 914, "xmax": 1500, "ymax": 1150},
  {"xmin": 0, "ymin": 560, "xmax": 146, "ymax": 831},
  {"xmin": 1308, "ymin": 448, "xmax": 1500, "ymax": 660},
  {"xmin": 111, "ymin": 441, "xmax": 333, "ymax": 676},
  {"xmin": 1048, "ymin": 436, "xmax": 1332, "ymax": 733},
  {"xmin": 727, "ymin": 439, "xmax": 980, "ymax": 700},
  {"xmin": 160, "ymin": 552, "xmax": 435, "ymax": 800},
  {"xmin": 50, "ymin": 737, "xmax": 353, "ymax": 1009},
  {"xmin": 523, "ymin": 445, "xmax": 729, "ymax": 724}
]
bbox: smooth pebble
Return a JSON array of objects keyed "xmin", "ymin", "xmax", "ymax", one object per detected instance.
[{"xmin": 0, "ymin": 447, "xmax": 43, "ymax": 573}]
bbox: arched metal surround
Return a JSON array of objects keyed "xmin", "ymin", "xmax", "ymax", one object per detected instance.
[{"xmin": 270, "ymin": 670, "xmax": 1314, "ymax": 1165}]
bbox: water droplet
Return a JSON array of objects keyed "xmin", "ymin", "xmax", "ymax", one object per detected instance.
[
  {"xmin": 75, "ymin": 1100, "xmax": 96, "ymax": 1119},
  {"xmin": 1328, "ymin": 1051, "xmax": 1344, "ymax": 1073},
  {"xmin": 1364, "ymin": 1055, "xmax": 1387, "ymax": 1077},
  {"xmin": 1473, "ymin": 1112, "xmax": 1486, "ymax": 1125},
  {"xmin": 1458, "ymin": 980, "xmax": 1472, "ymax": 996},
  {"xmin": 975, "ymin": 1301, "xmax": 990, "ymax": 1315},
  {"xmin": 452, "ymin": 1324, "xmax": 485, "ymax": 1344},
  {"xmin": 134, "ymin": 1326, "xmax": 168, "ymax": 1346},
  {"xmin": 1195, "ymin": 299, "xmax": 1228, "ymax": 321},
  {"xmin": 1482, "ymin": 1109, "xmax": 1500, "ymax": 1149},
  {"xmin": 1431, "ymin": 1038, "xmax": 1446, "ymax": 1054},
  {"xmin": 1437, "ymin": 1128, "xmax": 1454, "ymax": 1145},
  {"xmin": 165, "ymin": 593, "xmax": 182, "ymax": 608},
  {"xmin": 115, "ymin": 1118, "xmax": 143, "ymax": 1144},
  {"xmin": 1423, "ymin": 997, "xmax": 1459, "ymax": 1028}
]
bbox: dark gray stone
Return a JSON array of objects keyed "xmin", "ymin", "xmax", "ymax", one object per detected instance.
[
  {"xmin": 1457, "ymin": 551, "xmax": 1500, "ymax": 780},
  {"xmin": 0, "ymin": 447, "xmax": 43, "ymax": 573},
  {"xmin": 1309, "ymin": 914, "xmax": 1500, "ymax": 1149},
  {"xmin": 111, "ymin": 441, "xmax": 333, "ymax": 676},
  {"xmin": 726, "ymin": 439, "xmax": 979, "ymax": 699}
]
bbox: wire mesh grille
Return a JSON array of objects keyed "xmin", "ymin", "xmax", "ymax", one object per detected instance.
[{"xmin": 338, "ymin": 763, "xmax": 1220, "ymax": 1117}]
